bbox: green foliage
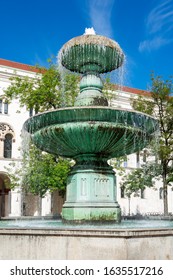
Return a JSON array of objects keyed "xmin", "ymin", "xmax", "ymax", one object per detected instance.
[
  {"xmin": 4, "ymin": 60, "xmax": 80, "ymax": 197},
  {"xmin": 4, "ymin": 61, "xmax": 79, "ymax": 113},
  {"xmin": 5, "ymin": 161, "xmax": 22, "ymax": 190},
  {"xmin": 103, "ymin": 76, "xmax": 116, "ymax": 103},
  {"xmin": 62, "ymin": 73, "xmax": 80, "ymax": 106},
  {"xmin": 131, "ymin": 95, "xmax": 154, "ymax": 115},
  {"xmin": 4, "ymin": 60, "xmax": 121, "ymax": 200},
  {"xmin": 121, "ymin": 169, "xmax": 147, "ymax": 198},
  {"xmin": 111, "ymin": 156, "xmax": 127, "ymax": 176},
  {"xmin": 121, "ymin": 162, "xmax": 161, "ymax": 198},
  {"xmin": 128, "ymin": 73, "xmax": 173, "ymax": 214},
  {"xmin": 6, "ymin": 144, "xmax": 71, "ymax": 198}
]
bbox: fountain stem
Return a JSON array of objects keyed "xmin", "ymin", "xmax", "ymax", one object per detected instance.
[{"xmin": 75, "ymin": 73, "xmax": 108, "ymax": 106}]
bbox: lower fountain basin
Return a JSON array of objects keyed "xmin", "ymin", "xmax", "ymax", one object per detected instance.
[
  {"xmin": 0, "ymin": 218, "xmax": 173, "ymax": 259},
  {"xmin": 24, "ymin": 106, "xmax": 158, "ymax": 158},
  {"xmin": 24, "ymin": 106, "xmax": 158, "ymax": 223}
]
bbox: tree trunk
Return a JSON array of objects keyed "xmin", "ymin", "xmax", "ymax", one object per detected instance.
[
  {"xmin": 163, "ymin": 173, "xmax": 168, "ymax": 216},
  {"xmin": 128, "ymin": 196, "xmax": 131, "ymax": 216},
  {"xmin": 39, "ymin": 196, "xmax": 42, "ymax": 216}
]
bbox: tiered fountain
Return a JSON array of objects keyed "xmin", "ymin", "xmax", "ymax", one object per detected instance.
[
  {"xmin": 1, "ymin": 30, "xmax": 173, "ymax": 260},
  {"xmin": 24, "ymin": 29, "xmax": 158, "ymax": 223}
]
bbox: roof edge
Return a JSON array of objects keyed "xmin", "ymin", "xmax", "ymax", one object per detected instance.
[
  {"xmin": 0, "ymin": 58, "xmax": 151, "ymax": 96},
  {"xmin": 112, "ymin": 84, "xmax": 151, "ymax": 97},
  {"xmin": 0, "ymin": 58, "xmax": 43, "ymax": 73}
]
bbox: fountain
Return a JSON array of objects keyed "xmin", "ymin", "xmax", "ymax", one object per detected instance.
[
  {"xmin": 1, "ymin": 30, "xmax": 173, "ymax": 260},
  {"xmin": 24, "ymin": 30, "xmax": 158, "ymax": 223}
]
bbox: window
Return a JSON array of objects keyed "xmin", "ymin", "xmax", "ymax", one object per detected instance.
[
  {"xmin": 4, "ymin": 134, "xmax": 13, "ymax": 158},
  {"xmin": 141, "ymin": 189, "xmax": 145, "ymax": 199},
  {"xmin": 29, "ymin": 108, "xmax": 33, "ymax": 117},
  {"xmin": 120, "ymin": 186, "xmax": 125, "ymax": 198},
  {"xmin": 4, "ymin": 102, "xmax": 8, "ymax": 114},
  {"xmin": 0, "ymin": 100, "xmax": 2, "ymax": 113},
  {"xmin": 0, "ymin": 100, "xmax": 9, "ymax": 114},
  {"xmin": 136, "ymin": 152, "xmax": 140, "ymax": 167},
  {"xmin": 123, "ymin": 156, "xmax": 128, "ymax": 168},
  {"xmin": 159, "ymin": 187, "xmax": 163, "ymax": 199},
  {"xmin": 29, "ymin": 108, "xmax": 39, "ymax": 117}
]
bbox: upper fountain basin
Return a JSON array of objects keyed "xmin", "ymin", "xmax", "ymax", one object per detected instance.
[
  {"xmin": 59, "ymin": 34, "xmax": 124, "ymax": 74},
  {"xmin": 24, "ymin": 106, "xmax": 158, "ymax": 159}
]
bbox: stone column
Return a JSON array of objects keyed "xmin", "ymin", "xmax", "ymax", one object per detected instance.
[
  {"xmin": 41, "ymin": 192, "xmax": 52, "ymax": 216},
  {"xmin": 1, "ymin": 182, "xmax": 5, "ymax": 217},
  {"xmin": 8, "ymin": 190, "xmax": 11, "ymax": 216},
  {"xmin": 9, "ymin": 189, "xmax": 22, "ymax": 217}
]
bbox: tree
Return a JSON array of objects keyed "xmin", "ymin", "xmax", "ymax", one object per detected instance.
[
  {"xmin": 5, "ymin": 144, "xmax": 71, "ymax": 198},
  {"xmin": 4, "ymin": 61, "xmax": 79, "ymax": 197},
  {"xmin": 120, "ymin": 162, "xmax": 161, "ymax": 215},
  {"xmin": 4, "ymin": 60, "xmax": 116, "ymax": 197},
  {"xmin": 4, "ymin": 61, "xmax": 80, "ymax": 112},
  {"xmin": 4, "ymin": 61, "xmax": 112, "ymax": 110},
  {"xmin": 129, "ymin": 73, "xmax": 173, "ymax": 215},
  {"xmin": 22, "ymin": 145, "xmax": 71, "ymax": 198}
]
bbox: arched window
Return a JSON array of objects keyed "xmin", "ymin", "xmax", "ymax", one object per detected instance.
[{"xmin": 4, "ymin": 134, "xmax": 13, "ymax": 158}]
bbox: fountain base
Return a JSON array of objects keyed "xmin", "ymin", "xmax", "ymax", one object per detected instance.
[
  {"xmin": 62, "ymin": 160, "xmax": 121, "ymax": 222},
  {"xmin": 1, "ymin": 225, "xmax": 173, "ymax": 259},
  {"xmin": 62, "ymin": 203, "xmax": 121, "ymax": 223}
]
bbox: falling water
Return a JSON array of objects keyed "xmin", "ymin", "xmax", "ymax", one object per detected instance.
[
  {"xmin": 22, "ymin": 29, "xmax": 159, "ymax": 223},
  {"xmin": 0, "ymin": 218, "xmax": 173, "ymax": 229}
]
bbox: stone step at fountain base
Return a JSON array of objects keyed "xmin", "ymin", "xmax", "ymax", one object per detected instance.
[{"xmin": 62, "ymin": 202, "xmax": 121, "ymax": 223}]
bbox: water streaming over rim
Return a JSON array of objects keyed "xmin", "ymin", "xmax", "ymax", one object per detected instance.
[
  {"xmin": 23, "ymin": 30, "xmax": 159, "ymax": 223},
  {"xmin": 1, "ymin": 218, "xmax": 173, "ymax": 229}
]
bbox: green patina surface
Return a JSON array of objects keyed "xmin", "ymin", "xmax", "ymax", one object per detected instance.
[
  {"xmin": 24, "ymin": 107, "xmax": 157, "ymax": 135},
  {"xmin": 24, "ymin": 107, "xmax": 157, "ymax": 159},
  {"xmin": 62, "ymin": 208, "xmax": 121, "ymax": 223},
  {"xmin": 23, "ymin": 33, "xmax": 158, "ymax": 223},
  {"xmin": 61, "ymin": 167, "xmax": 121, "ymax": 222},
  {"xmin": 59, "ymin": 35, "xmax": 124, "ymax": 74}
]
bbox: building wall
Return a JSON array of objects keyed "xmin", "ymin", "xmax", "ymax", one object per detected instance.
[
  {"xmin": 0, "ymin": 60, "xmax": 37, "ymax": 217},
  {"xmin": 0, "ymin": 59, "xmax": 172, "ymax": 217}
]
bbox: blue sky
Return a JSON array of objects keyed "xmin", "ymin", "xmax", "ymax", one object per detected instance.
[{"xmin": 0, "ymin": 0, "xmax": 173, "ymax": 90}]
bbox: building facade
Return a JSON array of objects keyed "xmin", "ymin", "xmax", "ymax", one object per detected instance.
[{"xmin": 0, "ymin": 58, "xmax": 172, "ymax": 218}]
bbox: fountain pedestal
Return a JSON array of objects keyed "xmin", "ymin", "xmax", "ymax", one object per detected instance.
[
  {"xmin": 62, "ymin": 156, "xmax": 121, "ymax": 222},
  {"xmin": 24, "ymin": 32, "xmax": 158, "ymax": 224}
]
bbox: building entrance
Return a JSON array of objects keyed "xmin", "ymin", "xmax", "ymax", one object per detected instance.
[{"xmin": 0, "ymin": 173, "xmax": 10, "ymax": 217}]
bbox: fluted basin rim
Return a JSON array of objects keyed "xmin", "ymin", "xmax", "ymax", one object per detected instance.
[
  {"xmin": 59, "ymin": 34, "xmax": 123, "ymax": 55},
  {"xmin": 24, "ymin": 106, "xmax": 158, "ymax": 134},
  {"xmin": 23, "ymin": 106, "xmax": 159, "ymax": 158}
]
